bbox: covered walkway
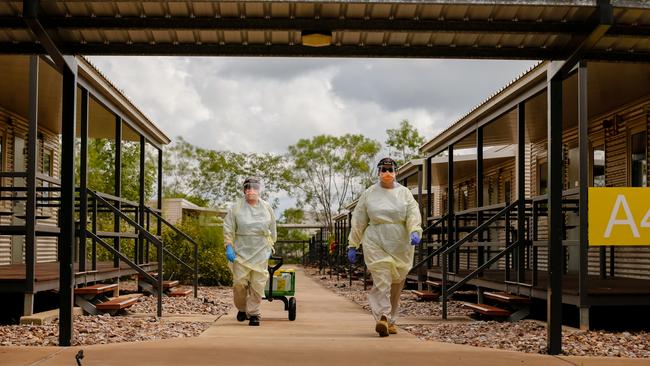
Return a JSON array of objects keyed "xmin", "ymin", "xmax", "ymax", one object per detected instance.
[{"xmin": 1, "ymin": 267, "xmax": 646, "ymax": 366}]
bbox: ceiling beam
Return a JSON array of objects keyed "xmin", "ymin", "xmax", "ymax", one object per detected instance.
[
  {"xmin": 548, "ymin": 0, "xmax": 614, "ymax": 80},
  {"xmin": 34, "ymin": 16, "xmax": 591, "ymax": 34},
  {"xmin": 21, "ymin": 0, "xmax": 75, "ymax": 72},
  {"xmin": 2, "ymin": 41, "xmax": 648, "ymax": 62}
]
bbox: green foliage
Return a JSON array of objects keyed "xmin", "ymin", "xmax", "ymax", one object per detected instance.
[
  {"xmin": 287, "ymin": 134, "xmax": 381, "ymax": 229},
  {"xmin": 75, "ymin": 137, "xmax": 157, "ymax": 200},
  {"xmin": 275, "ymin": 208, "xmax": 311, "ymax": 263},
  {"xmin": 163, "ymin": 137, "xmax": 292, "ymax": 208},
  {"xmin": 162, "ymin": 218, "xmax": 232, "ymax": 286},
  {"xmin": 385, "ymin": 119, "xmax": 425, "ymax": 166}
]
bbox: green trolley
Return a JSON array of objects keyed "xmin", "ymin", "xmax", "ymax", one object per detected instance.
[{"xmin": 264, "ymin": 256, "xmax": 297, "ymax": 321}]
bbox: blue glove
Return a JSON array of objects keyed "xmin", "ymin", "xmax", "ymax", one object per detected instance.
[
  {"xmin": 347, "ymin": 247, "xmax": 357, "ymax": 264},
  {"xmin": 410, "ymin": 232, "xmax": 421, "ymax": 246},
  {"xmin": 225, "ymin": 244, "xmax": 236, "ymax": 263}
]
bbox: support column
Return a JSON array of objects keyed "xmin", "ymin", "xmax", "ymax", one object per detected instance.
[
  {"xmin": 24, "ymin": 55, "xmax": 39, "ymax": 316},
  {"xmin": 547, "ymin": 66, "xmax": 564, "ymax": 355},
  {"xmin": 59, "ymin": 56, "xmax": 78, "ymax": 347},
  {"xmin": 578, "ymin": 61, "xmax": 590, "ymax": 330},
  {"xmin": 442, "ymin": 144, "xmax": 454, "ymax": 320},
  {"xmin": 79, "ymin": 88, "xmax": 89, "ymax": 272},
  {"xmin": 156, "ymin": 147, "xmax": 163, "ymax": 318},
  {"xmin": 113, "ymin": 116, "xmax": 122, "ymax": 268},
  {"xmin": 425, "ymin": 156, "xmax": 432, "ymax": 269},
  {"xmin": 138, "ymin": 135, "xmax": 146, "ymax": 265},
  {"xmin": 476, "ymin": 127, "xmax": 484, "ymax": 271},
  {"xmin": 417, "ymin": 164, "xmax": 424, "ymax": 290},
  {"xmin": 517, "ymin": 102, "xmax": 526, "ymax": 283}
]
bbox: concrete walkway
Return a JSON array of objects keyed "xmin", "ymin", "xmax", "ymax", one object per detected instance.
[{"xmin": 1, "ymin": 267, "xmax": 646, "ymax": 366}]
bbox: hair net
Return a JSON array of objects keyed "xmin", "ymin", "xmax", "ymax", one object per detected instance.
[{"xmin": 377, "ymin": 157, "xmax": 398, "ymax": 174}]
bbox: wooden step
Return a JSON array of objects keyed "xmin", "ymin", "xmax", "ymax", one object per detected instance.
[
  {"xmin": 462, "ymin": 302, "xmax": 511, "ymax": 317},
  {"xmin": 74, "ymin": 283, "xmax": 118, "ymax": 295},
  {"xmin": 426, "ymin": 280, "xmax": 455, "ymax": 288},
  {"xmin": 163, "ymin": 280, "xmax": 179, "ymax": 289},
  {"xmin": 168, "ymin": 288, "xmax": 192, "ymax": 297},
  {"xmin": 95, "ymin": 295, "xmax": 139, "ymax": 311},
  {"xmin": 412, "ymin": 290, "xmax": 439, "ymax": 301},
  {"xmin": 484, "ymin": 291, "xmax": 531, "ymax": 305}
]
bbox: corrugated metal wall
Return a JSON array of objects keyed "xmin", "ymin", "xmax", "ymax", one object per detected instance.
[
  {"xmin": 0, "ymin": 107, "xmax": 60, "ymax": 265},
  {"xmin": 428, "ymin": 97, "xmax": 650, "ymax": 280}
]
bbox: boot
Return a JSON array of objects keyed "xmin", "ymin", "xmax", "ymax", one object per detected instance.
[
  {"xmin": 236, "ymin": 311, "xmax": 248, "ymax": 322},
  {"xmin": 375, "ymin": 315, "xmax": 389, "ymax": 337},
  {"xmin": 249, "ymin": 315, "xmax": 260, "ymax": 326},
  {"xmin": 388, "ymin": 323, "xmax": 398, "ymax": 334}
]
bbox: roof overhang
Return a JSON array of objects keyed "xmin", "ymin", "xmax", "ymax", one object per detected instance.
[
  {"xmin": 1, "ymin": 1, "xmax": 649, "ymax": 60},
  {"xmin": 0, "ymin": 54, "xmax": 171, "ymax": 146}
]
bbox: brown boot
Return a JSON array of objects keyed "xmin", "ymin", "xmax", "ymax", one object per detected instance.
[
  {"xmin": 388, "ymin": 323, "xmax": 398, "ymax": 334},
  {"xmin": 375, "ymin": 315, "xmax": 389, "ymax": 337}
]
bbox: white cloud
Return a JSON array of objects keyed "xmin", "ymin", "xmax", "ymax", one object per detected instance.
[
  {"xmin": 89, "ymin": 56, "xmax": 536, "ymax": 155},
  {"xmin": 87, "ymin": 56, "xmax": 536, "ymax": 213}
]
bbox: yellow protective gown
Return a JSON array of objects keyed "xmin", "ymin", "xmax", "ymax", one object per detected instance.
[
  {"xmin": 348, "ymin": 182, "xmax": 422, "ymax": 323},
  {"xmin": 224, "ymin": 198, "xmax": 276, "ymax": 315}
]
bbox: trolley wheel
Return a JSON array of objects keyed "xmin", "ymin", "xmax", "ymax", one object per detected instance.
[{"xmin": 288, "ymin": 297, "xmax": 297, "ymax": 321}]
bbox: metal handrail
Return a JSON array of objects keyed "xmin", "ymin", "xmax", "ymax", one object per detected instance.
[
  {"xmin": 441, "ymin": 200, "xmax": 519, "ymax": 319},
  {"xmin": 422, "ymin": 214, "xmax": 447, "ymax": 235},
  {"xmin": 145, "ymin": 207, "xmax": 199, "ymax": 298},
  {"xmin": 86, "ymin": 230, "xmax": 158, "ymax": 285},
  {"xmin": 441, "ymin": 201, "xmax": 518, "ymax": 256},
  {"xmin": 446, "ymin": 239, "xmax": 521, "ymax": 295},
  {"xmin": 87, "ymin": 189, "xmax": 165, "ymax": 316},
  {"xmin": 410, "ymin": 214, "xmax": 449, "ymax": 272}
]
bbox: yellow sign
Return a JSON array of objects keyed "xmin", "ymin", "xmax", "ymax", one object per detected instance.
[{"xmin": 589, "ymin": 188, "xmax": 650, "ymax": 246}]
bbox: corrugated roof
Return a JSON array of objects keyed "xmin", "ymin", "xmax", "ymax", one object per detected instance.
[{"xmin": 1, "ymin": 1, "xmax": 648, "ymax": 59}]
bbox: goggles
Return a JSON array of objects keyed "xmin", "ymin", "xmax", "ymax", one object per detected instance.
[{"xmin": 243, "ymin": 183, "xmax": 261, "ymax": 191}]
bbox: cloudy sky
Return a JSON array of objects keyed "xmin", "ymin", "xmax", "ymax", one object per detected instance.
[
  {"xmin": 87, "ymin": 57, "xmax": 537, "ymax": 214},
  {"xmin": 87, "ymin": 56, "xmax": 538, "ymax": 155}
]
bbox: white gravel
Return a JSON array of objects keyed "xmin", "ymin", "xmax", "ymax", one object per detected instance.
[
  {"xmin": 0, "ymin": 285, "xmax": 233, "ymax": 347},
  {"xmin": 308, "ymin": 269, "xmax": 650, "ymax": 358}
]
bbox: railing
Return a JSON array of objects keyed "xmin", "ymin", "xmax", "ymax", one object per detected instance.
[
  {"xmin": 87, "ymin": 189, "xmax": 165, "ymax": 316},
  {"xmin": 410, "ymin": 214, "xmax": 449, "ymax": 272},
  {"xmin": 85, "ymin": 189, "xmax": 199, "ymax": 316},
  {"xmin": 145, "ymin": 207, "xmax": 199, "ymax": 298},
  {"xmin": 441, "ymin": 200, "xmax": 519, "ymax": 318}
]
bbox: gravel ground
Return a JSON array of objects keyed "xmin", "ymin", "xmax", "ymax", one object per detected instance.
[
  {"xmin": 307, "ymin": 269, "xmax": 650, "ymax": 358},
  {"xmin": 129, "ymin": 286, "xmax": 233, "ymax": 315},
  {"xmin": 0, "ymin": 285, "xmax": 234, "ymax": 347},
  {"xmin": 0, "ymin": 315, "xmax": 210, "ymax": 346}
]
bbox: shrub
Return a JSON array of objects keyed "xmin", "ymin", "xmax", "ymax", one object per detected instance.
[{"xmin": 161, "ymin": 218, "xmax": 232, "ymax": 286}]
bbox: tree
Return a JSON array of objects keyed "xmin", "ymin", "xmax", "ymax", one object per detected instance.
[
  {"xmin": 385, "ymin": 119, "xmax": 425, "ymax": 166},
  {"xmin": 287, "ymin": 134, "xmax": 381, "ymax": 230},
  {"xmin": 163, "ymin": 137, "xmax": 293, "ymax": 209}
]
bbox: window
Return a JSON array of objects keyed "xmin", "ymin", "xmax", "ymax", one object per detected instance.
[
  {"xmin": 592, "ymin": 146, "xmax": 605, "ymax": 187},
  {"xmin": 458, "ymin": 184, "xmax": 469, "ymax": 211},
  {"xmin": 538, "ymin": 161, "xmax": 548, "ymax": 195},
  {"xmin": 631, "ymin": 131, "xmax": 647, "ymax": 187},
  {"xmin": 486, "ymin": 176, "xmax": 496, "ymax": 205},
  {"xmin": 42, "ymin": 148, "xmax": 53, "ymax": 176}
]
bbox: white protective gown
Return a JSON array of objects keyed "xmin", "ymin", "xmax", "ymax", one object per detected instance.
[
  {"xmin": 348, "ymin": 182, "xmax": 422, "ymax": 323},
  {"xmin": 224, "ymin": 198, "xmax": 277, "ymax": 302}
]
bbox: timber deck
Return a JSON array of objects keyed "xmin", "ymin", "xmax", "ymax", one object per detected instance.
[
  {"xmin": 0, "ymin": 261, "xmax": 158, "ymax": 293},
  {"xmin": 407, "ymin": 268, "xmax": 650, "ymax": 307}
]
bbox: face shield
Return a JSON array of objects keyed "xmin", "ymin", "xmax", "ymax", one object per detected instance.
[
  {"xmin": 243, "ymin": 177, "xmax": 264, "ymax": 201},
  {"xmin": 377, "ymin": 158, "xmax": 397, "ymax": 186}
]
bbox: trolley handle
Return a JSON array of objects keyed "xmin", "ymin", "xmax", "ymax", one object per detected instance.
[{"xmin": 268, "ymin": 256, "xmax": 284, "ymax": 276}]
